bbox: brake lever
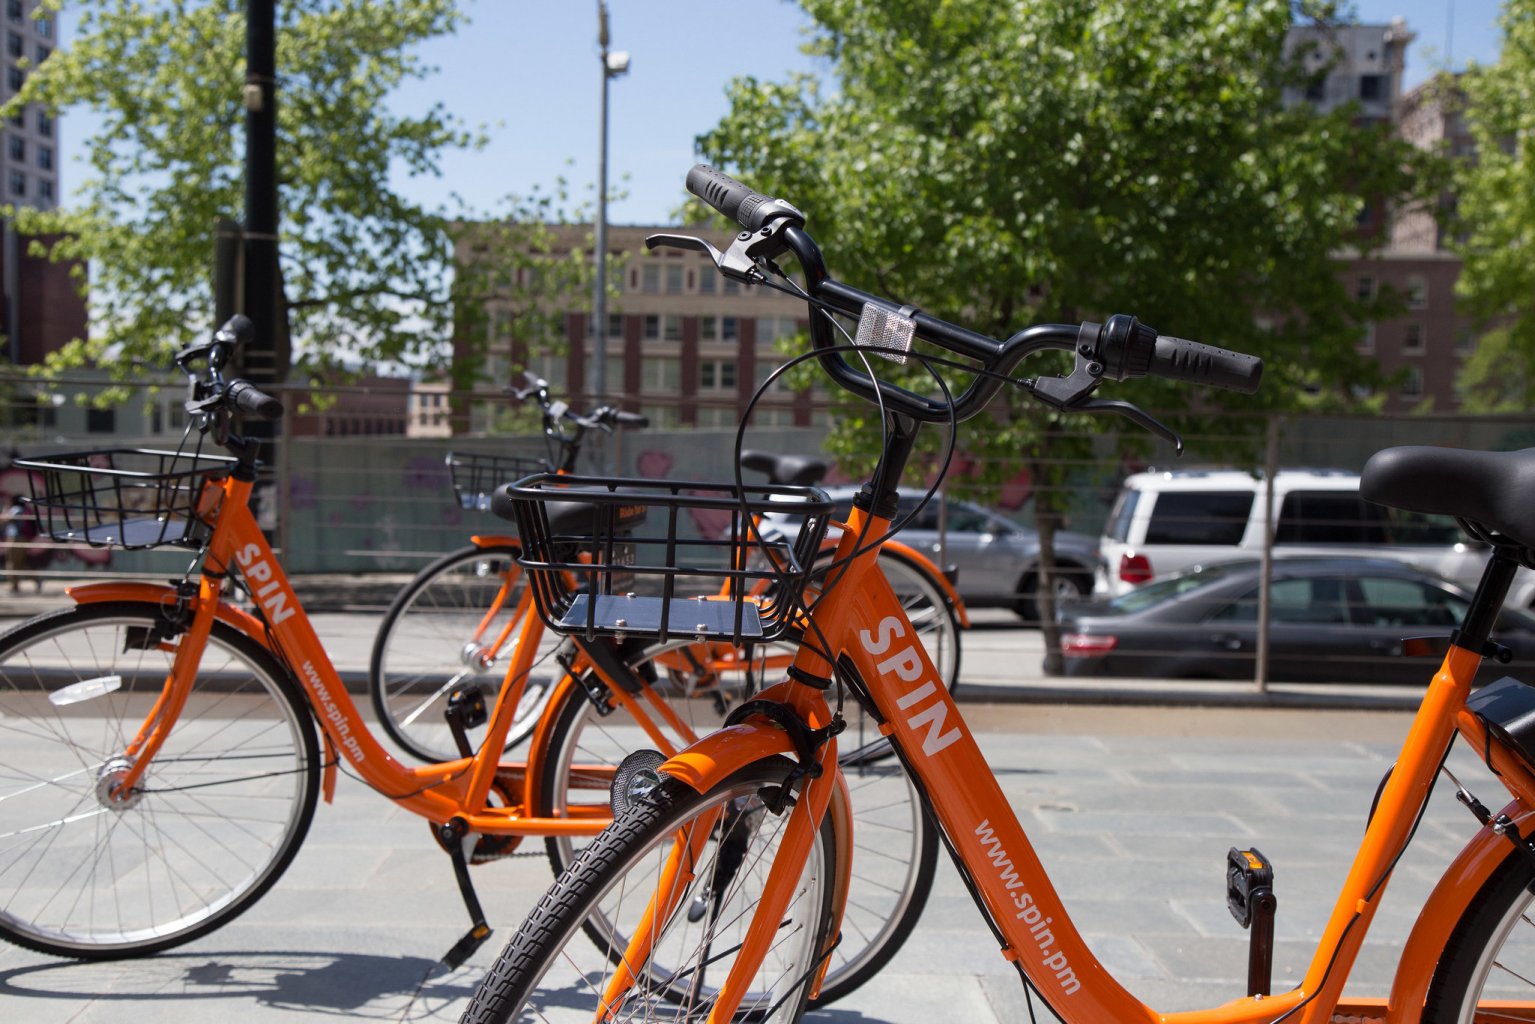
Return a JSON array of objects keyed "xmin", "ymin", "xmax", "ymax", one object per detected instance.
[
  {"xmin": 1078, "ymin": 397, "xmax": 1184, "ymax": 453},
  {"xmin": 647, "ymin": 222, "xmax": 796, "ymax": 285}
]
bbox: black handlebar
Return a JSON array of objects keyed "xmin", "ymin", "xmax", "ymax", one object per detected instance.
[
  {"xmin": 687, "ymin": 165, "xmax": 805, "ymax": 232},
  {"xmin": 226, "ymin": 379, "xmax": 284, "ymax": 420},
  {"xmin": 682, "ymin": 164, "xmax": 1263, "ymax": 423}
]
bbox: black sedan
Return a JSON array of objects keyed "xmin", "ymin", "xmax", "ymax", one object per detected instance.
[{"xmin": 1052, "ymin": 558, "xmax": 1535, "ymax": 684}]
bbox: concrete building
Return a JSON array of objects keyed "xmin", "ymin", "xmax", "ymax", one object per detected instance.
[
  {"xmin": 454, "ymin": 223, "xmax": 824, "ymax": 432},
  {"xmin": 2, "ymin": 0, "xmax": 82, "ymax": 382}
]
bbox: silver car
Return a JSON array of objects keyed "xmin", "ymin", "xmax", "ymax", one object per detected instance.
[{"xmin": 767, "ymin": 486, "xmax": 1099, "ymax": 623}]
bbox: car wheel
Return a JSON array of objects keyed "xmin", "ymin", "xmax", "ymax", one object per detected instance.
[{"xmin": 1015, "ymin": 567, "xmax": 1091, "ymax": 624}]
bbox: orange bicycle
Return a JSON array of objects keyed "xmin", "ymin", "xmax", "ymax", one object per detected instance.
[
  {"xmin": 0, "ymin": 317, "xmax": 936, "ymax": 1007},
  {"xmin": 461, "ymin": 168, "xmax": 1535, "ymax": 1024},
  {"xmin": 369, "ymin": 377, "xmax": 965, "ymax": 765}
]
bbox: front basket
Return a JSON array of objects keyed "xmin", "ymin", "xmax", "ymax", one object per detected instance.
[
  {"xmin": 13, "ymin": 447, "xmax": 238, "ymax": 549},
  {"xmin": 504, "ymin": 473, "xmax": 833, "ymax": 645},
  {"xmin": 447, "ymin": 451, "xmax": 548, "ymax": 512}
]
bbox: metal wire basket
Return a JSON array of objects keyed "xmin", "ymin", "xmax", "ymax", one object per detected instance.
[
  {"xmin": 447, "ymin": 451, "xmax": 547, "ymax": 511},
  {"xmin": 13, "ymin": 445, "xmax": 239, "ymax": 549},
  {"xmin": 504, "ymin": 473, "xmax": 833, "ymax": 644}
]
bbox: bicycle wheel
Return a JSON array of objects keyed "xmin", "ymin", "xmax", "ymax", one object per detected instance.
[
  {"xmin": 1423, "ymin": 843, "xmax": 1535, "ymax": 1023},
  {"xmin": 536, "ymin": 638, "xmax": 938, "ymax": 1008},
  {"xmin": 369, "ymin": 544, "xmax": 560, "ymax": 762},
  {"xmin": 873, "ymin": 547, "xmax": 962, "ymax": 695},
  {"xmin": 0, "ymin": 602, "xmax": 320, "ymax": 959},
  {"xmin": 465, "ymin": 759, "xmax": 836, "ymax": 1024}
]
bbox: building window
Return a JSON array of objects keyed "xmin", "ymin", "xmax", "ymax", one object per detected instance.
[
  {"xmin": 698, "ymin": 266, "xmax": 717, "ymax": 294},
  {"xmin": 1406, "ymin": 275, "xmax": 1427, "ymax": 309},
  {"xmin": 606, "ymin": 312, "xmax": 623, "ymax": 338},
  {"xmin": 697, "ymin": 406, "xmax": 736, "ymax": 428},
  {"xmin": 87, "ymin": 408, "xmax": 117, "ymax": 434},
  {"xmin": 36, "ymin": 110, "xmax": 50, "ymax": 135},
  {"xmin": 721, "ymin": 316, "xmax": 738, "ymax": 342},
  {"xmin": 722, "ymin": 277, "xmax": 741, "ymax": 295},
  {"xmin": 8, "ymin": 169, "xmax": 22, "ymax": 196},
  {"xmin": 1401, "ymin": 365, "xmax": 1423, "ymax": 399},
  {"xmin": 756, "ymin": 317, "xmax": 798, "ymax": 345},
  {"xmin": 36, "ymin": 144, "xmax": 49, "ymax": 170},
  {"xmin": 665, "ymin": 264, "xmax": 684, "ymax": 294},
  {"xmin": 641, "ymin": 356, "xmax": 679, "ymax": 392},
  {"xmin": 6, "ymin": 135, "xmax": 21, "ymax": 161},
  {"xmin": 641, "ymin": 263, "xmax": 661, "ymax": 294},
  {"xmin": 1304, "ymin": 76, "xmax": 1325, "ymax": 103},
  {"xmin": 35, "ymin": 43, "xmax": 48, "ymax": 63},
  {"xmin": 663, "ymin": 315, "xmax": 682, "ymax": 342},
  {"xmin": 7, "ymin": 65, "xmax": 23, "ymax": 91},
  {"xmin": 642, "ymin": 314, "xmax": 659, "ymax": 341},
  {"xmin": 5, "ymin": 32, "xmax": 18, "ymax": 58},
  {"xmin": 35, "ymin": 15, "xmax": 50, "ymax": 37},
  {"xmin": 1359, "ymin": 74, "xmax": 1386, "ymax": 101},
  {"xmin": 1357, "ymin": 321, "xmax": 1375, "ymax": 354},
  {"xmin": 1355, "ymin": 275, "xmax": 1375, "ymax": 302},
  {"xmin": 1404, "ymin": 323, "xmax": 1425, "ymax": 354},
  {"xmin": 700, "ymin": 360, "xmax": 737, "ymax": 391},
  {"xmin": 36, "ymin": 179, "xmax": 50, "ymax": 203},
  {"xmin": 5, "ymin": 1, "xmax": 21, "ymax": 24}
]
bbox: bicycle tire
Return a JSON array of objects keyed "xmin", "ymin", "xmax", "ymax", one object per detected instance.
[
  {"xmin": 0, "ymin": 601, "xmax": 320, "ymax": 959},
  {"xmin": 369, "ymin": 543, "xmax": 559, "ymax": 762},
  {"xmin": 465, "ymin": 758, "xmax": 836, "ymax": 1024},
  {"xmin": 535, "ymin": 638, "xmax": 938, "ymax": 1008},
  {"xmin": 1423, "ymin": 842, "xmax": 1535, "ymax": 1023},
  {"xmin": 869, "ymin": 547, "xmax": 962, "ymax": 696}
]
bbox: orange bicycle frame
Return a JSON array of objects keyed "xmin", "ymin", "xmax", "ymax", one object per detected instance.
[{"xmin": 665, "ymin": 501, "xmax": 1535, "ymax": 1024}]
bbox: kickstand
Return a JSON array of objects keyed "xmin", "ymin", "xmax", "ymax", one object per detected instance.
[{"xmin": 439, "ymin": 817, "xmax": 493, "ymax": 969}]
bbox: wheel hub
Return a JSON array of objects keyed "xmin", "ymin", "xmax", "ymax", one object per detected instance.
[
  {"xmin": 95, "ymin": 756, "xmax": 144, "ymax": 811},
  {"xmin": 460, "ymin": 641, "xmax": 494, "ymax": 672}
]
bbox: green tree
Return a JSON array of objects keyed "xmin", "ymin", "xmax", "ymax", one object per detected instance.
[
  {"xmin": 1454, "ymin": 0, "xmax": 1535, "ymax": 410},
  {"xmin": 699, "ymin": 0, "xmax": 1437, "ymax": 666},
  {"xmin": 1, "ymin": 0, "xmax": 583, "ymax": 385}
]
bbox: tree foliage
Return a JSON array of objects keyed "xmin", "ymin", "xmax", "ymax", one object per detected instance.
[
  {"xmin": 2, "ymin": 0, "xmax": 584, "ymax": 384},
  {"xmin": 1453, "ymin": 0, "xmax": 1535, "ymax": 410},
  {"xmin": 701, "ymin": 0, "xmax": 1435, "ymax": 446},
  {"xmin": 699, "ymin": 0, "xmax": 1439, "ymax": 654}
]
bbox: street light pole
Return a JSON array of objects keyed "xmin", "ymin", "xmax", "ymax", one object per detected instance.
[{"xmin": 591, "ymin": 1, "xmax": 628, "ymax": 411}]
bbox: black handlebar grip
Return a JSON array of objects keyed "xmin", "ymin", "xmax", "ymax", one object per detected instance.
[
  {"xmin": 613, "ymin": 410, "xmax": 649, "ymax": 428},
  {"xmin": 216, "ymin": 315, "xmax": 255, "ymax": 347},
  {"xmin": 1151, "ymin": 335, "xmax": 1264, "ymax": 394},
  {"xmin": 226, "ymin": 379, "xmax": 284, "ymax": 420},
  {"xmin": 686, "ymin": 164, "xmax": 805, "ymax": 232}
]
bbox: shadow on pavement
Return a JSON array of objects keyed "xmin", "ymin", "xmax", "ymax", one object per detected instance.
[{"xmin": 0, "ymin": 949, "xmax": 481, "ymax": 1019}]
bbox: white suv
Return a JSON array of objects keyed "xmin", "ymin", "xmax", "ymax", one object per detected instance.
[{"xmin": 1094, "ymin": 468, "xmax": 1535, "ymax": 606}]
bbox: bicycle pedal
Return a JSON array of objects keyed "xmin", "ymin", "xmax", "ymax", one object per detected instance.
[
  {"xmin": 440, "ymin": 922, "xmax": 493, "ymax": 970},
  {"xmin": 1226, "ymin": 847, "xmax": 1273, "ymax": 927},
  {"xmin": 1226, "ymin": 847, "xmax": 1277, "ymax": 997}
]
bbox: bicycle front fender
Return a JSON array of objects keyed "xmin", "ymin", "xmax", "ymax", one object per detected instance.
[
  {"xmin": 659, "ymin": 721, "xmax": 854, "ymax": 1006},
  {"xmin": 1386, "ymin": 798, "xmax": 1531, "ymax": 1024},
  {"xmin": 64, "ymin": 582, "xmax": 274, "ymax": 650}
]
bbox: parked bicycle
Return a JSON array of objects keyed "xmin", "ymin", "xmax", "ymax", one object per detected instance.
[
  {"xmin": 0, "ymin": 317, "xmax": 934, "ymax": 1007},
  {"xmin": 370, "ymin": 378, "xmax": 965, "ymax": 765},
  {"xmin": 460, "ymin": 168, "xmax": 1535, "ymax": 1024}
]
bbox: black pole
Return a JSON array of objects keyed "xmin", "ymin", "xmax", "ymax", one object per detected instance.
[{"xmin": 243, "ymin": 0, "xmax": 278, "ymax": 387}]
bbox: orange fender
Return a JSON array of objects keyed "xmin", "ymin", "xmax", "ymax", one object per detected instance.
[
  {"xmin": 65, "ymin": 581, "xmax": 275, "ymax": 651},
  {"xmin": 659, "ymin": 719, "xmax": 853, "ymax": 1003},
  {"xmin": 1386, "ymin": 798, "xmax": 1531, "ymax": 1024}
]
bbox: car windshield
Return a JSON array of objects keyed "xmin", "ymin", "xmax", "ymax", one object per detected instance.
[{"xmin": 1107, "ymin": 561, "xmax": 1254, "ymax": 614}]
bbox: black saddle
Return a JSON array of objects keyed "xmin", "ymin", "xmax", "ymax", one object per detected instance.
[
  {"xmin": 1361, "ymin": 446, "xmax": 1535, "ymax": 550},
  {"xmin": 740, "ymin": 449, "xmax": 828, "ymax": 488}
]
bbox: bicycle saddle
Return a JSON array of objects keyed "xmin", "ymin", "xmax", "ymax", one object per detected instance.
[
  {"xmin": 1361, "ymin": 445, "xmax": 1535, "ymax": 549},
  {"xmin": 740, "ymin": 449, "xmax": 828, "ymax": 487}
]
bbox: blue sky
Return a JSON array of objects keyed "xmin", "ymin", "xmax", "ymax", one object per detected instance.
[{"xmin": 59, "ymin": 1, "xmax": 1506, "ymax": 225}]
